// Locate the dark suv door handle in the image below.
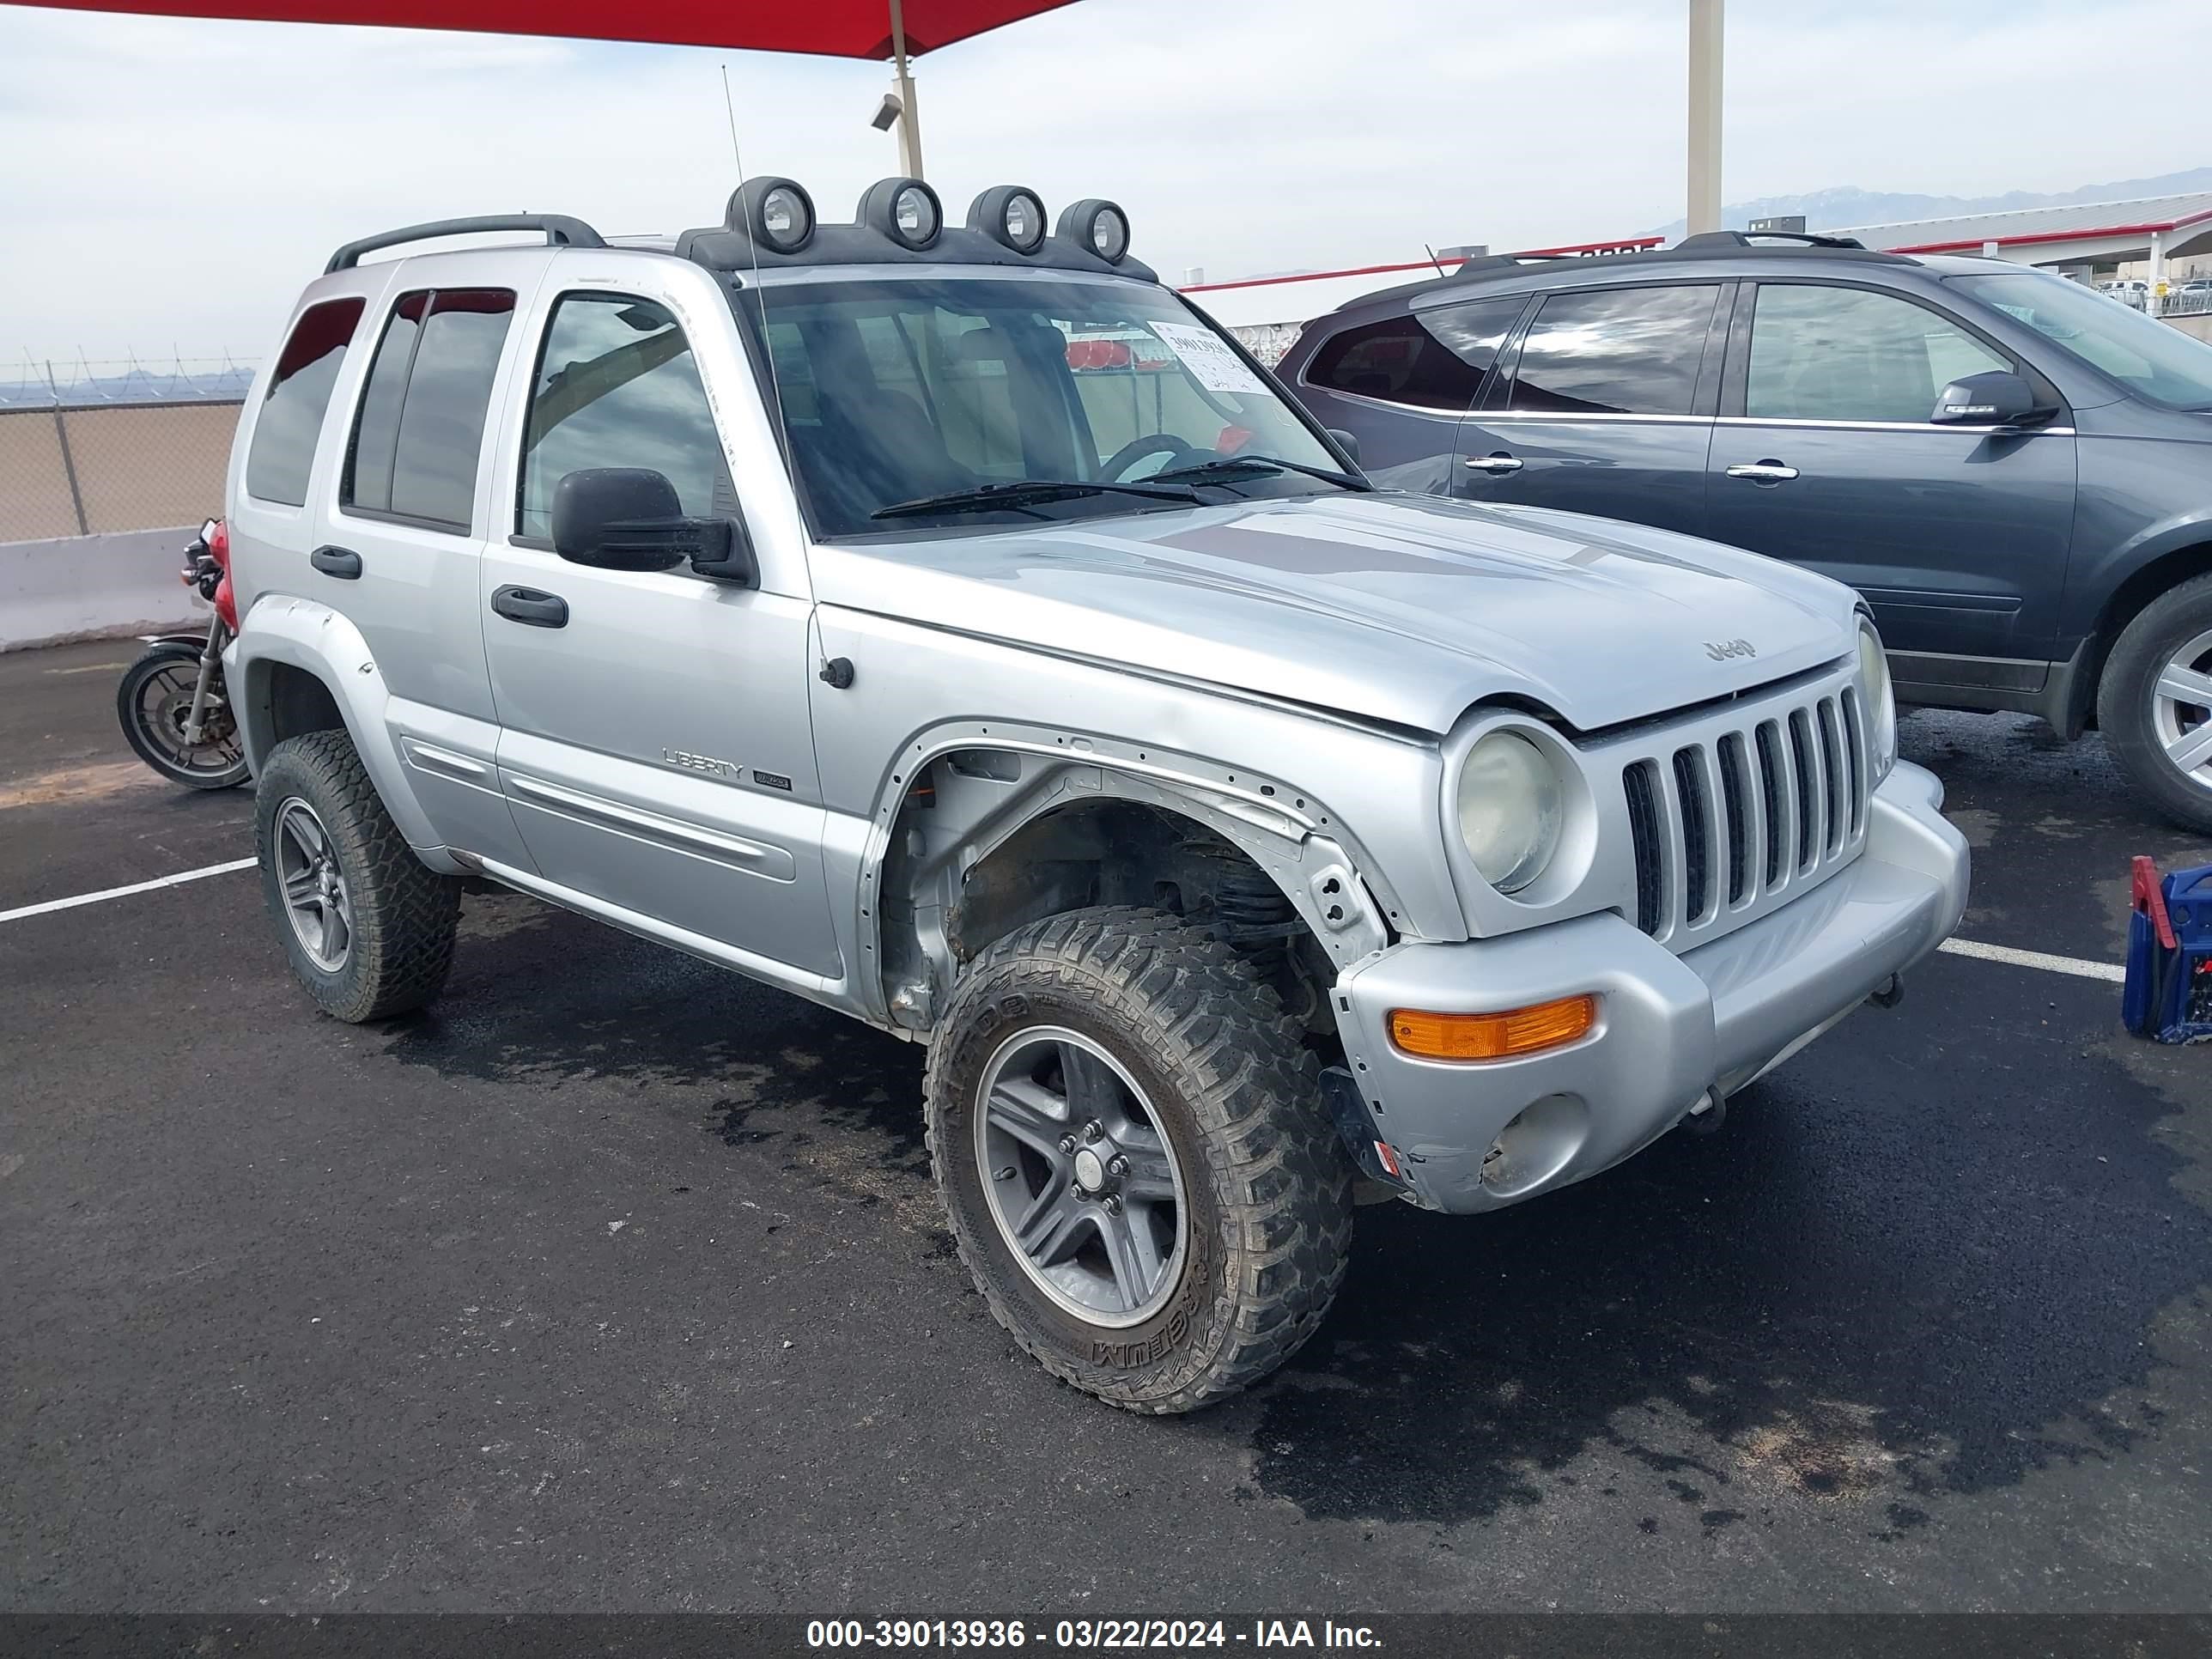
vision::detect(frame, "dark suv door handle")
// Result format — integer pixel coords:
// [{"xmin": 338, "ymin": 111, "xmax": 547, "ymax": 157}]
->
[
  {"xmin": 490, "ymin": 585, "xmax": 568, "ymax": 629},
  {"xmin": 310, "ymin": 544, "xmax": 362, "ymax": 580},
  {"xmin": 1724, "ymin": 460, "xmax": 1800, "ymax": 483},
  {"xmin": 1463, "ymin": 453, "xmax": 1523, "ymax": 473}
]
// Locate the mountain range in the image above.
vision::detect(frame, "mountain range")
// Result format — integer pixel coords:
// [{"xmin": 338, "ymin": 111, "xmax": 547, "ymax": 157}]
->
[{"xmin": 1649, "ymin": 166, "xmax": 2212, "ymax": 239}]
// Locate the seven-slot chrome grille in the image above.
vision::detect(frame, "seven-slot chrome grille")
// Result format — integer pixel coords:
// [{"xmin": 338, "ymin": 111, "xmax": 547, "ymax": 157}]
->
[{"xmin": 1617, "ymin": 676, "xmax": 1871, "ymax": 946}]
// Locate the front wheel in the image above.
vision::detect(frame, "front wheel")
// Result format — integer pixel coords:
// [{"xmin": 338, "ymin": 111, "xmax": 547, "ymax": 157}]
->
[
  {"xmin": 924, "ymin": 908, "xmax": 1353, "ymax": 1413},
  {"xmin": 116, "ymin": 641, "xmax": 248, "ymax": 789},
  {"xmin": 2099, "ymin": 573, "xmax": 2212, "ymax": 833}
]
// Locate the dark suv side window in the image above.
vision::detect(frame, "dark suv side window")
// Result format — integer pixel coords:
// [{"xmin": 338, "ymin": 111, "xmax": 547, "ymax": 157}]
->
[
  {"xmin": 244, "ymin": 298, "xmax": 366, "ymax": 507},
  {"xmin": 1507, "ymin": 285, "xmax": 1720, "ymax": 416},
  {"xmin": 1745, "ymin": 284, "xmax": 2009, "ymax": 424},
  {"xmin": 344, "ymin": 288, "xmax": 516, "ymax": 531},
  {"xmin": 1304, "ymin": 296, "xmax": 1526, "ymax": 410},
  {"xmin": 517, "ymin": 295, "xmax": 733, "ymax": 541}
]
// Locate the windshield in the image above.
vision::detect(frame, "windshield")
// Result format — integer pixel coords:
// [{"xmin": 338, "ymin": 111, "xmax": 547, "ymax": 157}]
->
[
  {"xmin": 744, "ymin": 276, "xmax": 1352, "ymax": 536},
  {"xmin": 1950, "ymin": 270, "xmax": 2212, "ymax": 410}
]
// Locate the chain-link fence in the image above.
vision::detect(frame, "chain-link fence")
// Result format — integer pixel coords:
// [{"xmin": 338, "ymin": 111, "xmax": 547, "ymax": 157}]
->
[{"xmin": 0, "ymin": 400, "xmax": 242, "ymax": 543}]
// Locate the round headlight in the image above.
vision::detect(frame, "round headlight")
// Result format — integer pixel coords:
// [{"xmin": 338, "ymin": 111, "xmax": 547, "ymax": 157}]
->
[
  {"xmin": 1456, "ymin": 731, "xmax": 1565, "ymax": 895},
  {"xmin": 1056, "ymin": 198, "xmax": 1130, "ymax": 264},
  {"xmin": 969, "ymin": 185, "xmax": 1048, "ymax": 255},
  {"xmin": 1857, "ymin": 618, "xmax": 1898, "ymax": 778}
]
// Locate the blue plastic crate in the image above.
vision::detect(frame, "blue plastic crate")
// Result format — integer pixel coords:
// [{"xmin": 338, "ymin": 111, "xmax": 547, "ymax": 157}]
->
[{"xmin": 2124, "ymin": 856, "xmax": 2212, "ymax": 1043}]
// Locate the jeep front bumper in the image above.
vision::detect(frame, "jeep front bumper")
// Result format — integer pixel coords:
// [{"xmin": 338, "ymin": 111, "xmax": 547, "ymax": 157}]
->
[{"xmin": 1334, "ymin": 759, "xmax": 1968, "ymax": 1214}]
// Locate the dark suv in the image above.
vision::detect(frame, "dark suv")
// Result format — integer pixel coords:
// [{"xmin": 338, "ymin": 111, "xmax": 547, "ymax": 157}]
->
[{"xmin": 1276, "ymin": 231, "xmax": 2212, "ymax": 830}]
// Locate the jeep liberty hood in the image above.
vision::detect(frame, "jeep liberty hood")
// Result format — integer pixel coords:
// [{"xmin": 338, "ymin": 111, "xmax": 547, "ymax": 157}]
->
[{"xmin": 811, "ymin": 493, "xmax": 1861, "ymax": 736}]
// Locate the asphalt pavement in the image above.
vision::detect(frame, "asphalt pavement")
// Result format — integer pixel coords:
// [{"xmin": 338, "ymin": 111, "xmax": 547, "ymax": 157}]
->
[{"xmin": 3, "ymin": 637, "xmax": 2209, "ymax": 1615}]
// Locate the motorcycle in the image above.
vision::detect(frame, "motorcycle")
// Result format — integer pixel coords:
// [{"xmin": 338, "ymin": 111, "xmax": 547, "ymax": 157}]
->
[{"xmin": 115, "ymin": 517, "xmax": 250, "ymax": 790}]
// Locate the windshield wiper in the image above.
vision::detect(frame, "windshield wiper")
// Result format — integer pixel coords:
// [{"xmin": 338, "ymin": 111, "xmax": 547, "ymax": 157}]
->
[
  {"xmin": 872, "ymin": 478, "xmax": 1201, "ymax": 520},
  {"xmin": 1149, "ymin": 453, "xmax": 1372, "ymax": 491}
]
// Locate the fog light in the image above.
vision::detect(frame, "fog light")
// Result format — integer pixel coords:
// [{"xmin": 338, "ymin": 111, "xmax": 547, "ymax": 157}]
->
[{"xmin": 1388, "ymin": 994, "xmax": 1596, "ymax": 1061}]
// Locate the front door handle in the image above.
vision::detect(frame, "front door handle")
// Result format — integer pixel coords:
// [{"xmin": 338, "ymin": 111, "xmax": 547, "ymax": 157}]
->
[
  {"xmin": 310, "ymin": 544, "xmax": 362, "ymax": 580},
  {"xmin": 490, "ymin": 585, "xmax": 568, "ymax": 629},
  {"xmin": 1463, "ymin": 453, "xmax": 1523, "ymax": 473},
  {"xmin": 1724, "ymin": 460, "xmax": 1800, "ymax": 483}
]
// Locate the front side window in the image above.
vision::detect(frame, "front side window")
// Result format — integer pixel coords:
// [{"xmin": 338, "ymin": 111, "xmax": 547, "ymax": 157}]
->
[
  {"xmin": 1952, "ymin": 270, "xmax": 2212, "ymax": 410},
  {"xmin": 747, "ymin": 276, "xmax": 1351, "ymax": 538},
  {"xmin": 344, "ymin": 288, "xmax": 515, "ymax": 530},
  {"xmin": 1746, "ymin": 285, "xmax": 2008, "ymax": 424},
  {"xmin": 518, "ymin": 295, "xmax": 732, "ymax": 541},
  {"xmin": 1304, "ymin": 295, "xmax": 1526, "ymax": 410},
  {"xmin": 1508, "ymin": 285, "xmax": 1720, "ymax": 416},
  {"xmin": 245, "ymin": 297, "xmax": 365, "ymax": 506}
]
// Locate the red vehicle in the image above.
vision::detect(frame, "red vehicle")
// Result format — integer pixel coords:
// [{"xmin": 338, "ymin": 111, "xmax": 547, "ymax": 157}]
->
[{"xmin": 115, "ymin": 517, "xmax": 249, "ymax": 789}]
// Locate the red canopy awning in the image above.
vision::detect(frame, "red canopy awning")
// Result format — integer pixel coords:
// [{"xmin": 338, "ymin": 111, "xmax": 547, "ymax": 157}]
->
[{"xmin": 20, "ymin": 0, "xmax": 1074, "ymax": 56}]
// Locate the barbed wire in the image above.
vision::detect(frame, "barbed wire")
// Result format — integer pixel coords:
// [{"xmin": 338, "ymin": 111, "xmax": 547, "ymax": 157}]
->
[{"xmin": 3, "ymin": 348, "xmax": 259, "ymax": 408}]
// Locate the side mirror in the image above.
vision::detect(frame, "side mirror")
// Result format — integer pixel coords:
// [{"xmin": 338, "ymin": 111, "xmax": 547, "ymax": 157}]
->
[
  {"xmin": 550, "ymin": 467, "xmax": 757, "ymax": 586},
  {"xmin": 1326, "ymin": 427, "xmax": 1361, "ymax": 465},
  {"xmin": 1930, "ymin": 369, "xmax": 2038, "ymax": 427}
]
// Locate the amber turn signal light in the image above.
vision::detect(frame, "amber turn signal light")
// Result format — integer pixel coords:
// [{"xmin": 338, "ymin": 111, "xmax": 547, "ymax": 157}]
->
[{"xmin": 1388, "ymin": 994, "xmax": 1597, "ymax": 1061}]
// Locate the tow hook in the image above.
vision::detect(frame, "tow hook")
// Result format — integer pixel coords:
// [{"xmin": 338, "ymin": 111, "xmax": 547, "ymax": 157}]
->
[
  {"xmin": 1684, "ymin": 1087, "xmax": 1728, "ymax": 1137},
  {"xmin": 1869, "ymin": 972, "xmax": 1905, "ymax": 1010}
]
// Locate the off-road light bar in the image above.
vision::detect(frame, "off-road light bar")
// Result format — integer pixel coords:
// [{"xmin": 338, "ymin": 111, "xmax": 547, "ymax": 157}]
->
[
  {"xmin": 969, "ymin": 185, "xmax": 1048, "ymax": 255},
  {"xmin": 858, "ymin": 176, "xmax": 944, "ymax": 251},
  {"xmin": 1057, "ymin": 198, "xmax": 1130, "ymax": 264}
]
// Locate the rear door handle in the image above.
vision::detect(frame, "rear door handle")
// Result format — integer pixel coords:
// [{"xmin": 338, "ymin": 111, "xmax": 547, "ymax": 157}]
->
[
  {"xmin": 1463, "ymin": 453, "xmax": 1523, "ymax": 473},
  {"xmin": 490, "ymin": 585, "xmax": 568, "ymax": 629},
  {"xmin": 1724, "ymin": 461, "xmax": 1800, "ymax": 483},
  {"xmin": 310, "ymin": 544, "xmax": 362, "ymax": 580}
]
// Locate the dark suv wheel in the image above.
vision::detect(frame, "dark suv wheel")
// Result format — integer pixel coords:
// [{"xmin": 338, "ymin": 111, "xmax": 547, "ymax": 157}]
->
[
  {"xmin": 254, "ymin": 728, "xmax": 461, "ymax": 1022},
  {"xmin": 924, "ymin": 907, "xmax": 1352, "ymax": 1413},
  {"xmin": 2099, "ymin": 573, "xmax": 2212, "ymax": 833}
]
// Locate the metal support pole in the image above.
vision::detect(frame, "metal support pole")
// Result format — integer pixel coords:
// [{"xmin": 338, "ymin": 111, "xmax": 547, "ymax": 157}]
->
[
  {"xmin": 46, "ymin": 360, "xmax": 89, "ymax": 536},
  {"xmin": 889, "ymin": 0, "xmax": 924, "ymax": 179},
  {"xmin": 1687, "ymin": 0, "xmax": 1723, "ymax": 235},
  {"xmin": 2148, "ymin": 229, "xmax": 2166, "ymax": 314}
]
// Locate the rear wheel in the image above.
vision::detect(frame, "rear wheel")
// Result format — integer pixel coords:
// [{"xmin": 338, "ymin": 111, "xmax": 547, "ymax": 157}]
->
[
  {"xmin": 2099, "ymin": 574, "xmax": 2212, "ymax": 832},
  {"xmin": 924, "ymin": 907, "xmax": 1352, "ymax": 1413},
  {"xmin": 254, "ymin": 729, "xmax": 459, "ymax": 1022},
  {"xmin": 115, "ymin": 641, "xmax": 248, "ymax": 789}
]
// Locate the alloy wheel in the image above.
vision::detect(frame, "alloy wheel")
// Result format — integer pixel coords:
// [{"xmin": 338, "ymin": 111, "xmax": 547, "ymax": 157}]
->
[
  {"xmin": 974, "ymin": 1025, "xmax": 1188, "ymax": 1328},
  {"xmin": 274, "ymin": 797, "xmax": 354, "ymax": 972},
  {"xmin": 2151, "ymin": 627, "xmax": 2212, "ymax": 792}
]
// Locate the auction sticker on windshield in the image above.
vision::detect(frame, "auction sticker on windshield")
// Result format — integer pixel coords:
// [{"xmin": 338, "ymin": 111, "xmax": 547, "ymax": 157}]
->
[{"xmin": 1148, "ymin": 320, "xmax": 1268, "ymax": 395}]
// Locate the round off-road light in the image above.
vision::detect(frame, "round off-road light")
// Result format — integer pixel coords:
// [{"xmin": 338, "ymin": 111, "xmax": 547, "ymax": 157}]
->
[
  {"xmin": 1057, "ymin": 198, "xmax": 1130, "ymax": 264},
  {"xmin": 728, "ymin": 177, "xmax": 816, "ymax": 253},
  {"xmin": 857, "ymin": 176, "xmax": 942, "ymax": 250},
  {"xmin": 1456, "ymin": 730, "xmax": 1565, "ymax": 895},
  {"xmin": 969, "ymin": 185, "xmax": 1048, "ymax": 255}
]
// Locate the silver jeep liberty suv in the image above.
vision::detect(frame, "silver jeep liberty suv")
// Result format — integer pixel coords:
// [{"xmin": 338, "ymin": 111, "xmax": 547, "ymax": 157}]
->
[{"xmin": 223, "ymin": 177, "xmax": 1970, "ymax": 1412}]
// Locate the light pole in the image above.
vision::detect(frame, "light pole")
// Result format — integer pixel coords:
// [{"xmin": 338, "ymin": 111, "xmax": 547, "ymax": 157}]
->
[
  {"xmin": 1687, "ymin": 0, "xmax": 1723, "ymax": 234},
  {"xmin": 888, "ymin": 0, "xmax": 925, "ymax": 179}
]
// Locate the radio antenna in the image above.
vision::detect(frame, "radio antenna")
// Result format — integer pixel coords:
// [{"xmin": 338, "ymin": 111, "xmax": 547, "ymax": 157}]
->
[
  {"xmin": 719, "ymin": 65, "xmax": 794, "ymax": 477},
  {"xmin": 1424, "ymin": 242, "xmax": 1448, "ymax": 278}
]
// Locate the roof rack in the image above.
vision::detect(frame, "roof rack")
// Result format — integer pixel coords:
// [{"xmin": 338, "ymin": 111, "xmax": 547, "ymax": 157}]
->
[
  {"xmin": 1674, "ymin": 229, "xmax": 1869, "ymax": 251},
  {"xmin": 325, "ymin": 214, "xmax": 605, "ymax": 274}
]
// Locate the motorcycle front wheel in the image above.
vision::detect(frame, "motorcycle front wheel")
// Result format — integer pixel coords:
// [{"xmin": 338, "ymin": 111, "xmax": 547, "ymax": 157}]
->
[{"xmin": 117, "ymin": 641, "xmax": 250, "ymax": 790}]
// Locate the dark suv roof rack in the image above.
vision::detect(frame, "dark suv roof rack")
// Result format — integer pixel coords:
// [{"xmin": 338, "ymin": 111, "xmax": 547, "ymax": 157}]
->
[
  {"xmin": 325, "ymin": 215, "xmax": 605, "ymax": 274},
  {"xmin": 1674, "ymin": 228, "xmax": 1869, "ymax": 251}
]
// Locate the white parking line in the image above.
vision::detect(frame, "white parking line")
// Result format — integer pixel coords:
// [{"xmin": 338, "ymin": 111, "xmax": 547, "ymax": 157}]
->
[
  {"xmin": 0, "ymin": 857, "xmax": 258, "ymax": 925},
  {"xmin": 0, "ymin": 858, "xmax": 2142, "ymax": 991},
  {"xmin": 1937, "ymin": 936, "xmax": 2127, "ymax": 984}
]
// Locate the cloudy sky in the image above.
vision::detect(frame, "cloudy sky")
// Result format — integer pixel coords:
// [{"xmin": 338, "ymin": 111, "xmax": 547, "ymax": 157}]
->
[{"xmin": 3, "ymin": 0, "xmax": 2209, "ymax": 364}]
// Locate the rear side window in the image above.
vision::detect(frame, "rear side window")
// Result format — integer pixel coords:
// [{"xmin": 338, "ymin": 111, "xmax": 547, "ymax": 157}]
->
[
  {"xmin": 245, "ymin": 298, "xmax": 366, "ymax": 506},
  {"xmin": 344, "ymin": 288, "xmax": 516, "ymax": 531},
  {"xmin": 1507, "ymin": 285, "xmax": 1720, "ymax": 416},
  {"xmin": 1304, "ymin": 296, "xmax": 1526, "ymax": 411}
]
